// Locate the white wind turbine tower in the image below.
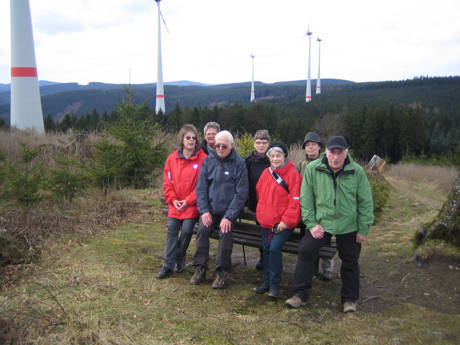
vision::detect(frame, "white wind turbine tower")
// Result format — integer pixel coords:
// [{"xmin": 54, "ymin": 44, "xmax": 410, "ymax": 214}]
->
[
  {"xmin": 10, "ymin": 0, "xmax": 44, "ymax": 133},
  {"xmin": 305, "ymin": 27, "xmax": 312, "ymax": 103},
  {"xmin": 154, "ymin": 0, "xmax": 167, "ymax": 114},
  {"xmin": 316, "ymin": 37, "xmax": 322, "ymax": 95},
  {"xmin": 250, "ymin": 54, "xmax": 255, "ymax": 103}
]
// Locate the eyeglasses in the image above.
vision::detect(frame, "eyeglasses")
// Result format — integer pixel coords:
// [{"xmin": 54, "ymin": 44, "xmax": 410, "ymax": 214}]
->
[
  {"xmin": 215, "ymin": 144, "xmax": 229, "ymax": 149},
  {"xmin": 254, "ymin": 140, "xmax": 269, "ymax": 145},
  {"xmin": 185, "ymin": 136, "xmax": 197, "ymax": 141}
]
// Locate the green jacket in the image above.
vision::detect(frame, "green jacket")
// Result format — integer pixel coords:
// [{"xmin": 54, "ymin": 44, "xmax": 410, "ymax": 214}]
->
[{"xmin": 300, "ymin": 153, "xmax": 374, "ymax": 236}]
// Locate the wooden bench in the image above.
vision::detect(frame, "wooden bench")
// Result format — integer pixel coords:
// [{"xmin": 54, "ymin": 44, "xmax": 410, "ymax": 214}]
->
[{"xmin": 161, "ymin": 198, "xmax": 337, "ymax": 266}]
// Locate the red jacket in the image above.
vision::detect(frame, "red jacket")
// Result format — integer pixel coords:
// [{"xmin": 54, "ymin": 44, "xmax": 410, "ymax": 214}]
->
[
  {"xmin": 163, "ymin": 148, "xmax": 207, "ymax": 219},
  {"xmin": 255, "ymin": 161, "xmax": 301, "ymax": 229}
]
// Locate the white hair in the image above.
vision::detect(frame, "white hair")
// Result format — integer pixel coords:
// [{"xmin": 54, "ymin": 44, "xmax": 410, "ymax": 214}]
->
[{"xmin": 215, "ymin": 130, "xmax": 234, "ymax": 144}]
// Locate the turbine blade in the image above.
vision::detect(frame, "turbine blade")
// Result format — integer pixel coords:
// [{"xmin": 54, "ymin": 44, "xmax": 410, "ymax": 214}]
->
[{"xmin": 159, "ymin": 9, "xmax": 169, "ymax": 33}]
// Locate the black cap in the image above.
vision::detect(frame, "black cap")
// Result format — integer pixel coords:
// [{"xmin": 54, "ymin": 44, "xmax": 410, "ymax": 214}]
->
[
  {"xmin": 326, "ymin": 136, "xmax": 348, "ymax": 150},
  {"xmin": 266, "ymin": 141, "xmax": 288, "ymax": 158}
]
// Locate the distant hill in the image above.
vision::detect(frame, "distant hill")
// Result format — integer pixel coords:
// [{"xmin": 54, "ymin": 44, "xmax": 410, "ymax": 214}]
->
[
  {"xmin": 1, "ymin": 77, "xmax": 459, "ymax": 123},
  {"xmin": 0, "ymin": 78, "xmax": 352, "ymax": 121}
]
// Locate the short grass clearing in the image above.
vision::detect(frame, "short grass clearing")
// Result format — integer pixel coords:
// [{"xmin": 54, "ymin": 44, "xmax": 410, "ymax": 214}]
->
[{"xmin": 1, "ymin": 169, "xmax": 460, "ymax": 344}]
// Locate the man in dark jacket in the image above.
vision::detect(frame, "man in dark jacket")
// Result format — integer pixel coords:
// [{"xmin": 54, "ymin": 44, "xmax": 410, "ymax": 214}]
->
[{"xmin": 190, "ymin": 130, "xmax": 249, "ymax": 289}]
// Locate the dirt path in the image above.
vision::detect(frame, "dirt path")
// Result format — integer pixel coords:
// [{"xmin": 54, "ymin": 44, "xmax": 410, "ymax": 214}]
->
[{"xmin": 359, "ymin": 178, "xmax": 460, "ymax": 314}]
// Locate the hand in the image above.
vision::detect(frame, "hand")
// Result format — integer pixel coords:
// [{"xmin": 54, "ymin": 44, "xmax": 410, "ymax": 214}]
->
[
  {"xmin": 356, "ymin": 234, "xmax": 367, "ymax": 243},
  {"xmin": 173, "ymin": 200, "xmax": 186, "ymax": 211},
  {"xmin": 201, "ymin": 212, "xmax": 213, "ymax": 227},
  {"xmin": 310, "ymin": 224, "xmax": 324, "ymax": 239},
  {"xmin": 220, "ymin": 218, "xmax": 232, "ymax": 233},
  {"xmin": 277, "ymin": 222, "xmax": 288, "ymax": 231}
]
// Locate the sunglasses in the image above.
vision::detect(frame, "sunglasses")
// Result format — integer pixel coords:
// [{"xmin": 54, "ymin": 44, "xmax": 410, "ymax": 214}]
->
[
  {"xmin": 215, "ymin": 144, "xmax": 229, "ymax": 149},
  {"xmin": 185, "ymin": 136, "xmax": 197, "ymax": 141}
]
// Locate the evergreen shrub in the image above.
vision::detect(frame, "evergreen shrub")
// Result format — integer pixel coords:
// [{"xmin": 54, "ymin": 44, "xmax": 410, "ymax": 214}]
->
[{"xmin": 367, "ymin": 171, "xmax": 390, "ymax": 222}]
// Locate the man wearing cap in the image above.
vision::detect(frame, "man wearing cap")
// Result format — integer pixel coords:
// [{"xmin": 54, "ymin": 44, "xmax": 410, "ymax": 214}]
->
[
  {"xmin": 286, "ymin": 136, "xmax": 374, "ymax": 313},
  {"xmin": 297, "ymin": 131, "xmax": 336, "ymax": 281}
]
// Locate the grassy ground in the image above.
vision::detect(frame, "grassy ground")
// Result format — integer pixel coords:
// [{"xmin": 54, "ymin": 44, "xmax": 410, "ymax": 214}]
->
[{"xmin": 1, "ymin": 170, "xmax": 460, "ymax": 344}]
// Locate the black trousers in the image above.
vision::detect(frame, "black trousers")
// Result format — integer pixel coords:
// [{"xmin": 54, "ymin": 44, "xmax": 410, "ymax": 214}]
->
[
  {"xmin": 193, "ymin": 214, "xmax": 233, "ymax": 272},
  {"xmin": 293, "ymin": 230, "xmax": 361, "ymax": 303}
]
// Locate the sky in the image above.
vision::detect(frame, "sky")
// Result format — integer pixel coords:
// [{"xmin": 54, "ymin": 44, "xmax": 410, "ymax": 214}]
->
[{"xmin": 1, "ymin": 0, "xmax": 460, "ymax": 85}]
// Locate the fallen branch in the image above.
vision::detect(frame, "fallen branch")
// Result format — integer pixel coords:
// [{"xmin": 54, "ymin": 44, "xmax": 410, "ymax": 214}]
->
[{"xmin": 34, "ymin": 282, "xmax": 70, "ymax": 324}]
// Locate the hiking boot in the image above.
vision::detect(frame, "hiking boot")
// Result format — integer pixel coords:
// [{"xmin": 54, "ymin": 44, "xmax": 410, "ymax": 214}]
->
[
  {"xmin": 174, "ymin": 261, "xmax": 184, "ymax": 273},
  {"xmin": 318, "ymin": 270, "xmax": 333, "ymax": 281},
  {"xmin": 253, "ymin": 285, "xmax": 270, "ymax": 294},
  {"xmin": 190, "ymin": 266, "xmax": 206, "ymax": 285},
  {"xmin": 285, "ymin": 295, "xmax": 307, "ymax": 309},
  {"xmin": 211, "ymin": 270, "xmax": 228, "ymax": 289},
  {"xmin": 255, "ymin": 257, "xmax": 264, "ymax": 270},
  {"xmin": 156, "ymin": 267, "xmax": 172, "ymax": 279},
  {"xmin": 268, "ymin": 289, "xmax": 279, "ymax": 300},
  {"xmin": 343, "ymin": 301, "xmax": 357, "ymax": 313},
  {"xmin": 319, "ymin": 257, "xmax": 335, "ymax": 281}
]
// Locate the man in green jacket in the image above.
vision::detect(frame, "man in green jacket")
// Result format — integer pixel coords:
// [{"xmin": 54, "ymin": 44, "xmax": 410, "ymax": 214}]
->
[{"xmin": 285, "ymin": 136, "xmax": 374, "ymax": 313}]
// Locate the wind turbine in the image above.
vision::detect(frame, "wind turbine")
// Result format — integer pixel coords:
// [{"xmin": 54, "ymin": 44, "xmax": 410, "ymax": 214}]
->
[
  {"xmin": 250, "ymin": 54, "xmax": 255, "ymax": 103},
  {"xmin": 316, "ymin": 37, "xmax": 322, "ymax": 95},
  {"xmin": 154, "ymin": 0, "xmax": 167, "ymax": 114},
  {"xmin": 305, "ymin": 27, "xmax": 312, "ymax": 103},
  {"xmin": 10, "ymin": 0, "xmax": 44, "ymax": 133}
]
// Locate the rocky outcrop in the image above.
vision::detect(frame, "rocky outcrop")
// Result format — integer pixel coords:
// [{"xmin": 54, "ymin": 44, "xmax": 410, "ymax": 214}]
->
[{"xmin": 415, "ymin": 174, "xmax": 460, "ymax": 247}]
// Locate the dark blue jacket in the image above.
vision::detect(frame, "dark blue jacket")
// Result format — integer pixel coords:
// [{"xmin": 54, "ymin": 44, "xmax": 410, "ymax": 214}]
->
[
  {"xmin": 245, "ymin": 151, "xmax": 270, "ymax": 212},
  {"xmin": 196, "ymin": 148, "xmax": 249, "ymax": 221}
]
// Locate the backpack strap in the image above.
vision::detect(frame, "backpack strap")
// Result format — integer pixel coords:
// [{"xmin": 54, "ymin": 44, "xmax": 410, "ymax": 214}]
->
[{"xmin": 268, "ymin": 167, "xmax": 289, "ymax": 194}]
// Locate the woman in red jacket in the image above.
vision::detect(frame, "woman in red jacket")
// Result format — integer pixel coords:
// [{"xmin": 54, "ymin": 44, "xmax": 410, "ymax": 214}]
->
[
  {"xmin": 157, "ymin": 124, "xmax": 207, "ymax": 279},
  {"xmin": 254, "ymin": 142, "xmax": 301, "ymax": 299}
]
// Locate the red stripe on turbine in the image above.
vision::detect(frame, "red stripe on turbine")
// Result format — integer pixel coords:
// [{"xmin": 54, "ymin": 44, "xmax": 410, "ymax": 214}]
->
[
  {"xmin": 306, "ymin": 96, "xmax": 312, "ymax": 99},
  {"xmin": 156, "ymin": 94, "xmax": 164, "ymax": 98},
  {"xmin": 11, "ymin": 67, "xmax": 37, "ymax": 77}
]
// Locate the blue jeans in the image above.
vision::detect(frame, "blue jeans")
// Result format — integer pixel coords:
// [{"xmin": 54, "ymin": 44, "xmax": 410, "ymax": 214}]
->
[
  {"xmin": 163, "ymin": 217, "xmax": 196, "ymax": 270},
  {"xmin": 261, "ymin": 227, "xmax": 293, "ymax": 293}
]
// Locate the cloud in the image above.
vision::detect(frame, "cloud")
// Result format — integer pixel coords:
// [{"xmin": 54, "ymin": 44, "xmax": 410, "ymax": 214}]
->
[{"xmin": 35, "ymin": 12, "xmax": 84, "ymax": 35}]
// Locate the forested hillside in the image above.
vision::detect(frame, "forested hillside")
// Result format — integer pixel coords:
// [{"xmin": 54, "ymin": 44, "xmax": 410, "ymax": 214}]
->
[{"xmin": 0, "ymin": 76, "xmax": 459, "ymax": 164}]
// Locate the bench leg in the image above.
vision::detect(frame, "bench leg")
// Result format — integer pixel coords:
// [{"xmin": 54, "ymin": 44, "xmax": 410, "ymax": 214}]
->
[{"xmin": 242, "ymin": 244, "xmax": 247, "ymax": 266}]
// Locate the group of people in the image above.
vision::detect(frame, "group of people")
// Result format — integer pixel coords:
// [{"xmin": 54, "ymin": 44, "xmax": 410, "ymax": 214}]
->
[{"xmin": 158, "ymin": 121, "xmax": 374, "ymax": 313}]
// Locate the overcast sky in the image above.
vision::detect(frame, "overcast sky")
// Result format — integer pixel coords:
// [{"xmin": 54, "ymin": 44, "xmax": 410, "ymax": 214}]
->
[{"xmin": 1, "ymin": 0, "xmax": 459, "ymax": 85}]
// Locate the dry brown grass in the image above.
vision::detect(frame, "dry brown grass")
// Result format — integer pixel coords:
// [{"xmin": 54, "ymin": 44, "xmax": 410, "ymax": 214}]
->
[
  {"xmin": 288, "ymin": 143, "xmax": 305, "ymax": 168},
  {"xmin": 384, "ymin": 163, "xmax": 458, "ymax": 194},
  {"xmin": 0, "ymin": 129, "xmax": 99, "ymax": 166}
]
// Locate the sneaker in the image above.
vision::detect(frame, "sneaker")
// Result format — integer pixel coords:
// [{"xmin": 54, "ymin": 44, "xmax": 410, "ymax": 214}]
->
[
  {"xmin": 252, "ymin": 285, "xmax": 269, "ymax": 294},
  {"xmin": 343, "ymin": 301, "xmax": 357, "ymax": 313},
  {"xmin": 190, "ymin": 266, "xmax": 206, "ymax": 285},
  {"xmin": 268, "ymin": 289, "xmax": 279, "ymax": 300},
  {"xmin": 211, "ymin": 270, "xmax": 228, "ymax": 289},
  {"xmin": 156, "ymin": 267, "xmax": 172, "ymax": 279},
  {"xmin": 174, "ymin": 261, "xmax": 184, "ymax": 273},
  {"xmin": 285, "ymin": 295, "xmax": 307, "ymax": 309}
]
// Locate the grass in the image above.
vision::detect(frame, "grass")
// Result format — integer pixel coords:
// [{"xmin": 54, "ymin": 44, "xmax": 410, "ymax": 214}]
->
[{"xmin": 1, "ymin": 166, "xmax": 460, "ymax": 344}]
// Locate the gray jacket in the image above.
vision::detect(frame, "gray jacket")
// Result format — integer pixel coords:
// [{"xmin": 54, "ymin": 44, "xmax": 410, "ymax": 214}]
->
[{"xmin": 196, "ymin": 148, "xmax": 249, "ymax": 221}]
